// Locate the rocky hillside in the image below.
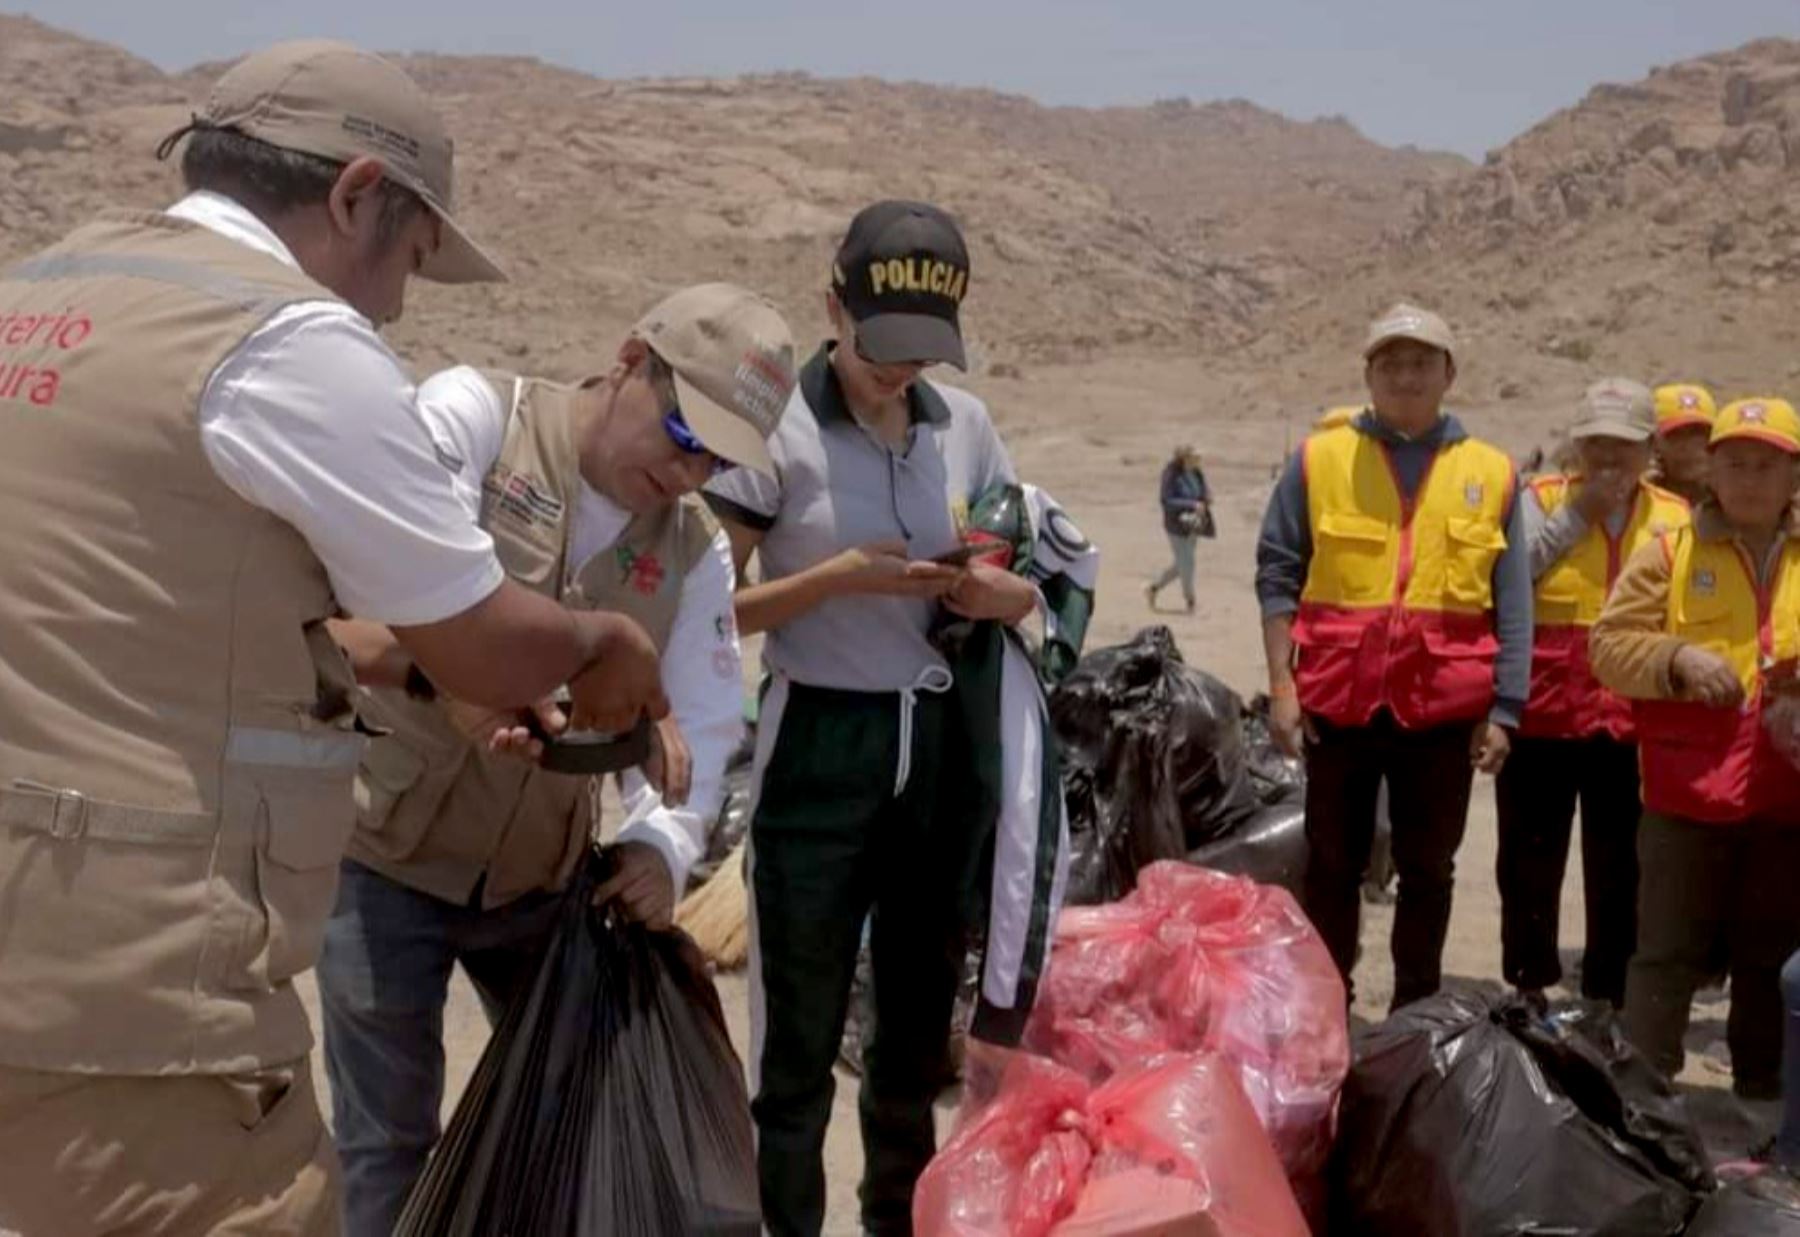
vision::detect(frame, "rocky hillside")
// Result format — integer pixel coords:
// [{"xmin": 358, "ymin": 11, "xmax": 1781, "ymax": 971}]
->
[{"xmin": 2, "ymin": 13, "xmax": 1461, "ymax": 378}]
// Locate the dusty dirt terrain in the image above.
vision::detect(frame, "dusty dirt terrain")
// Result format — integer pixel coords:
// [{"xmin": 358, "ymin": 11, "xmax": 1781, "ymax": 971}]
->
[{"xmin": 7, "ymin": 12, "xmax": 1798, "ymax": 1229}]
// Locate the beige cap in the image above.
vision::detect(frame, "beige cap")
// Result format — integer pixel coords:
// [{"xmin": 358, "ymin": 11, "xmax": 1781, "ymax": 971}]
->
[
  {"xmin": 182, "ymin": 40, "xmax": 503, "ymax": 284},
  {"xmin": 1363, "ymin": 302, "xmax": 1455, "ymax": 360},
  {"xmin": 1570, "ymin": 377, "xmax": 1656, "ymax": 442},
  {"xmin": 633, "ymin": 283, "xmax": 797, "ymax": 478}
]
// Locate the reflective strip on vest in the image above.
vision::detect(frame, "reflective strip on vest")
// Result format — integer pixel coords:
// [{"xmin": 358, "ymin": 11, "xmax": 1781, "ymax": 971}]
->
[
  {"xmin": 1634, "ymin": 528, "xmax": 1800, "ymax": 822},
  {"xmin": 225, "ymin": 725, "xmax": 365, "ymax": 770},
  {"xmin": 1291, "ymin": 424, "xmax": 1514, "ymax": 729},
  {"xmin": 1523, "ymin": 478, "xmax": 1690, "ymax": 741},
  {"xmin": 4, "ymin": 252, "xmax": 298, "ymax": 314}
]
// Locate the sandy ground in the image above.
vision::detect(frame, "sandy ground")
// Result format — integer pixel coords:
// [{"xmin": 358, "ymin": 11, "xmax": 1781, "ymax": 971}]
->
[{"xmin": 298, "ymin": 357, "xmax": 1767, "ymax": 1232}]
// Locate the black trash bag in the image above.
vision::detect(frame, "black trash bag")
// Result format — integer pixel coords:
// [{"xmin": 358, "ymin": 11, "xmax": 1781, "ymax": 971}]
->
[
  {"xmin": 396, "ymin": 850, "xmax": 759, "ymax": 1236},
  {"xmin": 685, "ymin": 724, "xmax": 756, "ymax": 894},
  {"xmin": 1051, "ymin": 627, "xmax": 1259, "ymax": 904},
  {"xmin": 1687, "ymin": 1173, "xmax": 1800, "ymax": 1235},
  {"xmin": 1243, "ymin": 693, "xmax": 1305, "ymax": 808},
  {"xmin": 1187, "ymin": 800, "xmax": 1307, "ymax": 896},
  {"xmin": 1332, "ymin": 990, "xmax": 1701, "ymax": 1236},
  {"xmin": 1508, "ymin": 1000, "xmax": 1713, "ymax": 1195}
]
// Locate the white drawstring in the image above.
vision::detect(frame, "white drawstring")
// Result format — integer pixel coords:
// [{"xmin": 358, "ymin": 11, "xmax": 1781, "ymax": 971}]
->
[{"xmin": 895, "ymin": 666, "xmax": 955, "ymax": 796}]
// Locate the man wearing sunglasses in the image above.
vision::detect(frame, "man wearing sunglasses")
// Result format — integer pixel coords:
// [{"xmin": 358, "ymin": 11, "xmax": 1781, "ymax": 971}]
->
[{"xmin": 315, "ymin": 282, "xmax": 797, "ymax": 1236}]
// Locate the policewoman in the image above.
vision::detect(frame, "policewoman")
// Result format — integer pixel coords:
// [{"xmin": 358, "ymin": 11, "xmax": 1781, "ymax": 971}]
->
[
  {"xmin": 705, "ymin": 201, "xmax": 1045, "ymax": 1237},
  {"xmin": 1592, "ymin": 397, "xmax": 1800, "ymax": 1099}
]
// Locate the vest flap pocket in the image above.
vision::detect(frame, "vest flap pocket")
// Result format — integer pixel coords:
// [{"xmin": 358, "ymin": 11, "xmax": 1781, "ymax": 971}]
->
[
  {"xmin": 1534, "ymin": 589, "xmax": 1583, "ymax": 625},
  {"xmin": 1443, "ymin": 516, "xmax": 1507, "ymax": 604},
  {"xmin": 252, "ymin": 766, "xmax": 356, "ymax": 987},
  {"xmin": 1313, "ymin": 513, "xmax": 1393, "ymax": 605},
  {"xmin": 1422, "ymin": 626, "xmax": 1500, "ymax": 658},
  {"xmin": 1676, "ymin": 590, "xmax": 1733, "ymax": 630},
  {"xmin": 1293, "ymin": 612, "xmax": 1372, "ymax": 649},
  {"xmin": 1445, "ymin": 516, "xmax": 1507, "ymax": 551},
  {"xmin": 259, "ymin": 765, "xmax": 356, "ymax": 873},
  {"xmin": 1317, "ymin": 511, "xmax": 1390, "ymax": 545}
]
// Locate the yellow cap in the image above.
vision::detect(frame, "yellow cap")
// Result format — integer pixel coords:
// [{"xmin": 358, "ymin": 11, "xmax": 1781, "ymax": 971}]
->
[
  {"xmin": 1315, "ymin": 405, "xmax": 1361, "ymax": 431},
  {"xmin": 1711, "ymin": 398, "xmax": 1800, "ymax": 455},
  {"xmin": 1653, "ymin": 383, "xmax": 1717, "ymax": 435}
]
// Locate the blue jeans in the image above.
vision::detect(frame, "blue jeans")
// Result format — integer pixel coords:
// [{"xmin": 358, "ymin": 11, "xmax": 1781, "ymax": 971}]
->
[
  {"xmin": 317, "ymin": 859, "xmax": 563, "ymax": 1237},
  {"xmin": 1151, "ymin": 532, "xmax": 1197, "ymax": 605},
  {"xmin": 1780, "ymin": 949, "xmax": 1800, "ymax": 1166}
]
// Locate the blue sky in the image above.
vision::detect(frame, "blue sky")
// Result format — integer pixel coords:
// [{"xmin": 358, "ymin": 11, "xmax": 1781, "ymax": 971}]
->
[{"xmin": 14, "ymin": 0, "xmax": 1800, "ymax": 156}]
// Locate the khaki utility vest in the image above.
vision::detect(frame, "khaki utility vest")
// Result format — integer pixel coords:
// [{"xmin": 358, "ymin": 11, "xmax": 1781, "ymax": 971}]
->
[
  {"xmin": 0, "ymin": 212, "xmax": 364, "ymax": 1074},
  {"xmin": 349, "ymin": 370, "xmax": 716, "ymax": 909}
]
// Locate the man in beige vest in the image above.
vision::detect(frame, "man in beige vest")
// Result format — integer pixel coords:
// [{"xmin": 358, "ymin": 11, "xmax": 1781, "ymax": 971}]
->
[
  {"xmin": 0, "ymin": 42, "xmax": 667, "ymax": 1237},
  {"xmin": 317, "ymin": 282, "xmax": 796, "ymax": 1235}
]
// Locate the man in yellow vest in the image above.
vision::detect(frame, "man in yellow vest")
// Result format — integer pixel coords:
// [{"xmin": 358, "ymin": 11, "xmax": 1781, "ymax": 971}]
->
[
  {"xmin": 1651, "ymin": 382, "xmax": 1718, "ymax": 507},
  {"xmin": 0, "ymin": 42, "xmax": 666, "ymax": 1235},
  {"xmin": 317, "ymin": 283, "xmax": 796, "ymax": 1235},
  {"xmin": 1256, "ymin": 302, "xmax": 1530, "ymax": 1010},
  {"xmin": 1497, "ymin": 379, "xmax": 1690, "ymax": 1010},
  {"xmin": 1591, "ymin": 397, "xmax": 1800, "ymax": 1100}
]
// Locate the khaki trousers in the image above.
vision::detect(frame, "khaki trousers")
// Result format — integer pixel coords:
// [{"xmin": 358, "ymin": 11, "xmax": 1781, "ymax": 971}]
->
[{"xmin": 0, "ymin": 1060, "xmax": 338, "ymax": 1236}]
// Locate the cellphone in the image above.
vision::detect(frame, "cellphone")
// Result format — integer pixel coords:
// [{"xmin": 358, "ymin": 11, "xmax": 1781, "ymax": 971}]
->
[{"xmin": 929, "ymin": 543, "xmax": 986, "ymax": 566}]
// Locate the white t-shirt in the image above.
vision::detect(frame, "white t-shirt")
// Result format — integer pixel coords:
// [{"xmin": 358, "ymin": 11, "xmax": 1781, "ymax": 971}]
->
[
  {"xmin": 176, "ymin": 191, "xmax": 505, "ymax": 626},
  {"xmin": 417, "ymin": 365, "xmax": 745, "ymax": 891}
]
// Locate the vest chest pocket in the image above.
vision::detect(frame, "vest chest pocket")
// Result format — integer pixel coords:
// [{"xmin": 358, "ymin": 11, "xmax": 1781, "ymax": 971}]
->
[
  {"xmin": 1443, "ymin": 517, "xmax": 1506, "ymax": 605},
  {"xmin": 1674, "ymin": 588, "xmax": 1741, "ymax": 661},
  {"xmin": 1312, "ymin": 511, "xmax": 1394, "ymax": 605}
]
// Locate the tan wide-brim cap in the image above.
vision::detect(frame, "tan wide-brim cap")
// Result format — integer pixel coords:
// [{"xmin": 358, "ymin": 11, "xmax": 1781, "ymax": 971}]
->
[
  {"xmin": 633, "ymin": 283, "xmax": 798, "ymax": 478},
  {"xmin": 1363, "ymin": 301, "xmax": 1456, "ymax": 360},
  {"xmin": 1570, "ymin": 377, "xmax": 1656, "ymax": 442},
  {"xmin": 194, "ymin": 40, "xmax": 504, "ymax": 284}
]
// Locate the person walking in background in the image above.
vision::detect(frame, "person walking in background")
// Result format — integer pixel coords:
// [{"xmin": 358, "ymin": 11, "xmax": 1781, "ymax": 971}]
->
[
  {"xmin": 1497, "ymin": 378, "xmax": 1690, "ymax": 1010},
  {"xmin": 1146, "ymin": 443, "xmax": 1212, "ymax": 613},
  {"xmin": 1590, "ymin": 396, "xmax": 1800, "ymax": 1101}
]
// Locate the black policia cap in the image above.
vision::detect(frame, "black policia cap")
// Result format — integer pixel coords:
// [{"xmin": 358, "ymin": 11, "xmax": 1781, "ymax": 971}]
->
[{"xmin": 831, "ymin": 200, "xmax": 970, "ymax": 369}]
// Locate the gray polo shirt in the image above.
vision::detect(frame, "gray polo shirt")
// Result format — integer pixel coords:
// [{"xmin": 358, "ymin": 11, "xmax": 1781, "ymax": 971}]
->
[{"xmin": 704, "ymin": 343, "xmax": 1015, "ymax": 692}]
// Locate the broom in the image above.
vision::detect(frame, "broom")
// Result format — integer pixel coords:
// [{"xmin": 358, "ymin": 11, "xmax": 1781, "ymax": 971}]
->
[{"xmin": 676, "ymin": 839, "xmax": 749, "ymax": 970}]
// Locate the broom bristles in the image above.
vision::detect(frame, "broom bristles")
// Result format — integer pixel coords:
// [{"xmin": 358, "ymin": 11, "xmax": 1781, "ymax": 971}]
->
[{"xmin": 677, "ymin": 839, "xmax": 749, "ymax": 970}]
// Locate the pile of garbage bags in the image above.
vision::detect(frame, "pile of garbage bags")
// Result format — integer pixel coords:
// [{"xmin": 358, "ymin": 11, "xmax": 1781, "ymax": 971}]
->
[
  {"xmin": 1023, "ymin": 861, "xmax": 1347, "ymax": 1198},
  {"xmin": 913, "ymin": 1050, "xmax": 1309, "ymax": 1237},
  {"xmin": 1688, "ymin": 1174, "xmax": 1800, "ymax": 1235},
  {"xmin": 396, "ymin": 850, "xmax": 759, "ymax": 1236},
  {"xmin": 1332, "ymin": 990, "xmax": 1714, "ymax": 1236},
  {"xmin": 1050, "ymin": 627, "xmax": 1306, "ymax": 904}
]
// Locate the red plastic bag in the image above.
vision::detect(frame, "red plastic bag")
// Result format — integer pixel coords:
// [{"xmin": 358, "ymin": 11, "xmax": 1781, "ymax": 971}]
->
[
  {"xmin": 913, "ymin": 1051, "xmax": 1307, "ymax": 1237},
  {"xmin": 1022, "ymin": 862, "xmax": 1348, "ymax": 1184}
]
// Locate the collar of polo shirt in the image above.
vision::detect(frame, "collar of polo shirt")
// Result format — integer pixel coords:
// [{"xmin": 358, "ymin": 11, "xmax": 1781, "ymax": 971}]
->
[{"xmin": 804, "ymin": 343, "xmax": 952, "ymax": 429}]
